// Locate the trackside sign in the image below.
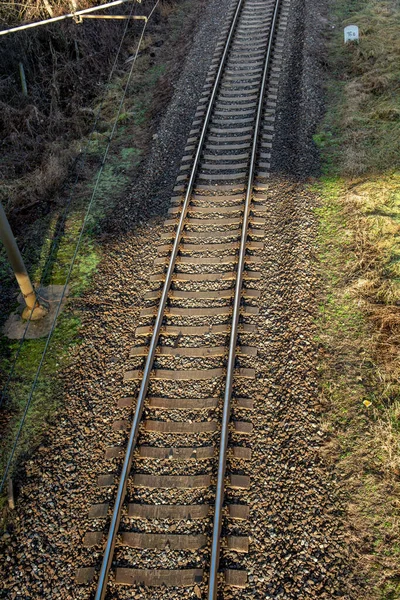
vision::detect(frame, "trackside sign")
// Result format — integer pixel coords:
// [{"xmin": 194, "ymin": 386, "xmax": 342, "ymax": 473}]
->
[{"xmin": 344, "ymin": 25, "xmax": 359, "ymax": 43}]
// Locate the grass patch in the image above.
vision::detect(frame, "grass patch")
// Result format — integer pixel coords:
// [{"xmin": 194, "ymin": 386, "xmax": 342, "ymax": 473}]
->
[
  {"xmin": 315, "ymin": 174, "xmax": 400, "ymax": 598},
  {"xmin": 314, "ymin": 1, "xmax": 400, "ymax": 592},
  {"xmin": 315, "ymin": 0, "xmax": 400, "ymax": 595},
  {"xmin": 314, "ymin": 0, "xmax": 400, "ymax": 176}
]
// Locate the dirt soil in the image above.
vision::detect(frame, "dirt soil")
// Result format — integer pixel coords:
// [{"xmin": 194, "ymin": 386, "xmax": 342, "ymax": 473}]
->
[{"xmin": 0, "ymin": 0, "xmax": 366, "ymax": 598}]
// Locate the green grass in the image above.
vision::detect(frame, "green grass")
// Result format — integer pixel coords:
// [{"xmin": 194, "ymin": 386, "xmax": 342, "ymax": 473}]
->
[
  {"xmin": 315, "ymin": 175, "xmax": 400, "ymax": 598},
  {"xmin": 315, "ymin": 0, "xmax": 400, "ymax": 176},
  {"xmin": 314, "ymin": 1, "xmax": 400, "ymax": 595}
]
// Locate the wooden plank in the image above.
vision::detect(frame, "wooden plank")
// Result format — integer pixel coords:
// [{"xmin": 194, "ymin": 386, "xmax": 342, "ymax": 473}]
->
[
  {"xmin": 254, "ymin": 182, "xmax": 271, "ymax": 191},
  {"xmin": 232, "ymin": 446, "xmax": 252, "ymax": 460},
  {"xmin": 173, "ymin": 288, "xmax": 259, "ymax": 299},
  {"xmin": 83, "ymin": 532, "xmax": 103, "ymax": 548},
  {"xmin": 140, "ymin": 305, "xmax": 233, "ymax": 316},
  {"xmin": 228, "ymin": 474, "xmax": 250, "ymax": 489},
  {"xmin": 203, "ymin": 152, "xmax": 250, "ymax": 160},
  {"xmin": 251, "ymin": 217, "xmax": 266, "ymax": 226},
  {"xmin": 225, "ymin": 67, "xmax": 263, "ymax": 75},
  {"xmin": 76, "ymin": 567, "xmax": 95, "ymax": 584},
  {"xmin": 109, "ymin": 422, "xmax": 218, "ymax": 435},
  {"xmin": 237, "ymin": 398, "xmax": 254, "ymax": 409},
  {"xmin": 145, "ymin": 421, "xmax": 217, "ymax": 433},
  {"xmin": 234, "ymin": 421, "xmax": 254, "ymax": 434},
  {"xmin": 226, "ymin": 536, "xmax": 249, "ymax": 553},
  {"xmin": 97, "ymin": 474, "xmax": 114, "ymax": 487},
  {"xmin": 112, "ymin": 419, "xmax": 129, "ymax": 431},
  {"xmin": 161, "ymin": 228, "xmax": 242, "ymax": 240},
  {"xmin": 244, "ymin": 271, "xmax": 262, "ymax": 280},
  {"xmin": 246, "ymin": 257, "xmax": 262, "ymax": 266},
  {"xmin": 126, "ymin": 368, "xmax": 254, "ymax": 382},
  {"xmin": 128, "ymin": 504, "xmax": 209, "ymax": 520},
  {"xmin": 121, "ymin": 533, "xmax": 207, "ymax": 550},
  {"xmin": 88, "ymin": 503, "xmax": 109, "ymax": 519},
  {"xmin": 150, "ymin": 272, "xmax": 236, "ymax": 283},
  {"xmin": 7, "ymin": 479, "xmax": 14, "ymax": 510},
  {"xmin": 133, "ymin": 474, "xmax": 211, "ymax": 489},
  {"xmin": 218, "ymin": 90, "xmax": 258, "ymax": 98},
  {"xmin": 125, "ymin": 368, "xmax": 224, "ymax": 381},
  {"xmin": 170, "ymin": 272, "xmax": 237, "ymax": 282},
  {"xmin": 158, "ymin": 240, "xmax": 260, "ymax": 253},
  {"xmin": 209, "ymin": 126, "xmax": 253, "ymax": 134},
  {"xmin": 197, "ymin": 162, "xmax": 248, "ymax": 171},
  {"xmin": 139, "ymin": 305, "xmax": 257, "ymax": 317},
  {"xmin": 228, "ymin": 504, "xmax": 250, "ymax": 520},
  {"xmin": 145, "ymin": 288, "xmax": 232, "ymax": 300},
  {"xmin": 238, "ymin": 346, "xmax": 257, "ymax": 356},
  {"xmin": 205, "ymin": 142, "xmax": 251, "ymax": 150},
  {"xmin": 169, "ymin": 204, "xmax": 243, "ymax": 215},
  {"xmin": 165, "ymin": 217, "xmax": 242, "ymax": 226},
  {"xmin": 193, "ymin": 184, "xmax": 247, "ymax": 193},
  {"xmin": 115, "ymin": 568, "xmax": 203, "ymax": 587},
  {"xmin": 236, "ymin": 368, "xmax": 256, "ymax": 379},
  {"xmin": 225, "ymin": 570, "xmax": 247, "ymax": 588},
  {"xmin": 117, "ymin": 397, "xmax": 134, "ymax": 408},
  {"xmin": 222, "ymin": 71, "xmax": 261, "ymax": 84},
  {"xmin": 156, "ymin": 255, "xmax": 261, "ymax": 267},
  {"xmin": 130, "ymin": 346, "xmax": 226, "ymax": 358},
  {"xmin": 139, "ymin": 446, "xmax": 214, "ymax": 460},
  {"xmin": 130, "ymin": 345, "xmax": 255, "ymax": 358},
  {"xmin": 105, "ymin": 446, "xmax": 122, "ymax": 459},
  {"xmin": 206, "ymin": 135, "xmax": 252, "ymax": 149},
  {"xmin": 213, "ymin": 110, "xmax": 255, "ymax": 118},
  {"xmin": 148, "ymin": 397, "xmax": 218, "ymax": 409},
  {"xmin": 150, "ymin": 271, "xmax": 261, "ymax": 283},
  {"xmin": 135, "ymin": 323, "xmax": 256, "ymax": 336},
  {"xmin": 219, "ymin": 82, "xmax": 260, "ymax": 90}
]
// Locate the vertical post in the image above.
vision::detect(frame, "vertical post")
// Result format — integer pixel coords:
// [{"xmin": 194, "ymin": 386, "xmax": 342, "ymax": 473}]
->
[
  {"xmin": 19, "ymin": 62, "xmax": 28, "ymax": 96},
  {"xmin": 0, "ymin": 201, "xmax": 47, "ymax": 320}
]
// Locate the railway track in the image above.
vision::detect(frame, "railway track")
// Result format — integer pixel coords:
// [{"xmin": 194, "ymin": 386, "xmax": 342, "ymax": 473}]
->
[{"xmin": 77, "ymin": 0, "xmax": 290, "ymax": 596}]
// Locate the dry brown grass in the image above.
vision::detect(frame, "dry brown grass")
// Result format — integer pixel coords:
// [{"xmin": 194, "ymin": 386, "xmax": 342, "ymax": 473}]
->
[
  {"xmin": 320, "ymin": 0, "xmax": 400, "ymax": 177},
  {"xmin": 0, "ymin": 0, "xmax": 205, "ymax": 218},
  {"xmin": 316, "ymin": 173, "xmax": 400, "ymax": 599},
  {"xmin": 0, "ymin": 0, "xmax": 94, "ymax": 26},
  {"xmin": 0, "ymin": 1, "xmax": 142, "ymax": 216}
]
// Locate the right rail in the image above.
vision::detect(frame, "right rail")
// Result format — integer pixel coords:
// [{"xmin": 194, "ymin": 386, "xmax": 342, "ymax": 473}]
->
[{"xmin": 207, "ymin": 0, "xmax": 282, "ymax": 595}]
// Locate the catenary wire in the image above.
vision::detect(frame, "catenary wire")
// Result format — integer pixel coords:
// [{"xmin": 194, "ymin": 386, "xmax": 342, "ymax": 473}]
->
[{"xmin": 0, "ymin": 0, "xmax": 137, "ymax": 36}]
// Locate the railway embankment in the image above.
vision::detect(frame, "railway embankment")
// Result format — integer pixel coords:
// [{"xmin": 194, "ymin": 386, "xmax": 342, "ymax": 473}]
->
[
  {"xmin": 0, "ymin": 0, "xmax": 398, "ymax": 598},
  {"xmin": 314, "ymin": 1, "xmax": 400, "ymax": 597}
]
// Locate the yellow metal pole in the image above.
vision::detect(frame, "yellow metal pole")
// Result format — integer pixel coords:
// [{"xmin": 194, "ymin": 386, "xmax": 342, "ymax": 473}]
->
[{"xmin": 0, "ymin": 202, "xmax": 47, "ymax": 320}]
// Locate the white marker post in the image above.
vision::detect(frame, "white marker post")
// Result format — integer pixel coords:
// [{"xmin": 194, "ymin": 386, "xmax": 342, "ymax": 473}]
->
[{"xmin": 344, "ymin": 24, "xmax": 359, "ymax": 43}]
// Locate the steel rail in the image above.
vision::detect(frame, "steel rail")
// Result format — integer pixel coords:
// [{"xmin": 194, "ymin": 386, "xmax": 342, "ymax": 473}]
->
[
  {"xmin": 94, "ymin": 1, "xmax": 244, "ymax": 597},
  {"xmin": 207, "ymin": 0, "xmax": 282, "ymax": 596}
]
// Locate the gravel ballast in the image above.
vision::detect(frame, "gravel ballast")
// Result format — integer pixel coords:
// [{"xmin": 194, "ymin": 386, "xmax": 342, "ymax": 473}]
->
[{"xmin": 0, "ymin": 0, "xmax": 364, "ymax": 598}]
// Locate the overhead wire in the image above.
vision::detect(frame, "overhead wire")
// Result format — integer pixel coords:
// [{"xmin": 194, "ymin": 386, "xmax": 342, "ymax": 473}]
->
[
  {"xmin": 0, "ymin": 0, "xmax": 161, "ymax": 491},
  {"xmin": 0, "ymin": 0, "xmax": 138, "ymax": 36},
  {"xmin": 0, "ymin": 0, "xmax": 139, "ymax": 410}
]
